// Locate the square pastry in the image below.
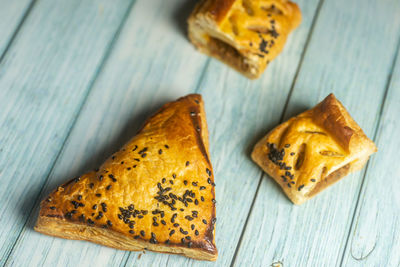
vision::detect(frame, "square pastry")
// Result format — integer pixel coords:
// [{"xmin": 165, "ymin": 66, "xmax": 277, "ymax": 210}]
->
[
  {"xmin": 188, "ymin": 0, "xmax": 301, "ymax": 79},
  {"xmin": 252, "ymin": 94, "xmax": 377, "ymax": 204}
]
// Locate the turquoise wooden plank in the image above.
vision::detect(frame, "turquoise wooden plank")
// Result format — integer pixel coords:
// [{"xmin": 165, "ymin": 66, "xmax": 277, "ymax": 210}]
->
[
  {"xmin": 4, "ymin": 0, "xmax": 209, "ymax": 266},
  {"xmin": 0, "ymin": 0, "xmax": 133, "ymax": 264},
  {"xmin": 0, "ymin": 0, "xmax": 33, "ymax": 57},
  {"xmin": 123, "ymin": 0, "xmax": 320, "ymax": 266},
  {"xmin": 233, "ymin": 0, "xmax": 400, "ymax": 266},
  {"xmin": 341, "ymin": 44, "xmax": 400, "ymax": 267}
]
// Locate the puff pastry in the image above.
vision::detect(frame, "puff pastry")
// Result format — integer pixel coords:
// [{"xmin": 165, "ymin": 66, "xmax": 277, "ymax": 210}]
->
[
  {"xmin": 252, "ymin": 94, "xmax": 377, "ymax": 204},
  {"xmin": 35, "ymin": 94, "xmax": 217, "ymax": 261},
  {"xmin": 188, "ymin": 0, "xmax": 301, "ymax": 79}
]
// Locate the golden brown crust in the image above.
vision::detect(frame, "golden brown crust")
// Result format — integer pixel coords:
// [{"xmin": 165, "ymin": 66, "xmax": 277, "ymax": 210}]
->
[
  {"xmin": 251, "ymin": 94, "xmax": 377, "ymax": 204},
  {"xmin": 188, "ymin": 0, "xmax": 302, "ymax": 79},
  {"xmin": 35, "ymin": 94, "xmax": 217, "ymax": 261}
]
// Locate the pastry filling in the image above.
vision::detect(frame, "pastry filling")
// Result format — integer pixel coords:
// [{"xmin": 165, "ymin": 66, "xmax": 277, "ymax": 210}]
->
[{"xmin": 206, "ymin": 36, "xmax": 250, "ymax": 72}]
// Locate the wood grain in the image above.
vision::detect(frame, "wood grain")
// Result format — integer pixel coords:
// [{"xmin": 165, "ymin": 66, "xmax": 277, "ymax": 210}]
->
[
  {"xmin": 123, "ymin": 0, "xmax": 320, "ymax": 266},
  {"xmin": 4, "ymin": 0, "xmax": 208, "ymax": 266},
  {"xmin": 0, "ymin": 0, "xmax": 133, "ymax": 264},
  {"xmin": 1, "ymin": 0, "xmax": 400, "ymax": 266},
  {"xmin": 341, "ymin": 42, "xmax": 400, "ymax": 267},
  {"xmin": 232, "ymin": 0, "xmax": 400, "ymax": 266},
  {"xmin": 0, "ymin": 0, "xmax": 33, "ymax": 57}
]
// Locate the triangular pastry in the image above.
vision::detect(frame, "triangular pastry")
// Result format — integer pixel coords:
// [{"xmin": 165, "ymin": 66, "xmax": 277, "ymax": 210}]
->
[
  {"xmin": 252, "ymin": 94, "xmax": 377, "ymax": 204},
  {"xmin": 35, "ymin": 94, "xmax": 217, "ymax": 261},
  {"xmin": 188, "ymin": 0, "xmax": 301, "ymax": 79}
]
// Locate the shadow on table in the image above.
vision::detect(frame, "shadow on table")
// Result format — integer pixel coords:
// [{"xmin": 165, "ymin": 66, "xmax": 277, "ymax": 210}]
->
[{"xmin": 172, "ymin": 0, "xmax": 197, "ymax": 39}]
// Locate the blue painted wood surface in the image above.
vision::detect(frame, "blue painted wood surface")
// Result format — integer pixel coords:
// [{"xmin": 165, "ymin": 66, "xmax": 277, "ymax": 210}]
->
[{"xmin": 0, "ymin": 0, "xmax": 399, "ymax": 266}]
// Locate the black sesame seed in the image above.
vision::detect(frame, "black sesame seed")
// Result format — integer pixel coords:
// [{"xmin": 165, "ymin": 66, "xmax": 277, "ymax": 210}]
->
[
  {"xmin": 207, "ymin": 178, "xmax": 211, "ymax": 184},
  {"xmin": 161, "ymin": 220, "xmax": 166, "ymax": 225},
  {"xmin": 99, "ymin": 175, "xmax": 103, "ymax": 181},
  {"xmin": 77, "ymin": 195, "xmax": 82, "ymax": 201},
  {"xmin": 89, "ymin": 183, "xmax": 94, "ymax": 189},
  {"xmin": 79, "ymin": 214, "xmax": 85, "ymax": 222},
  {"xmin": 201, "ymin": 196, "xmax": 205, "ymax": 202},
  {"xmin": 158, "ymin": 149, "xmax": 162, "ymax": 155},
  {"xmin": 171, "ymin": 213, "xmax": 177, "ymax": 223},
  {"xmin": 71, "ymin": 210, "xmax": 77, "ymax": 214},
  {"xmin": 140, "ymin": 230, "xmax": 145, "ymax": 236},
  {"xmin": 202, "ymin": 219, "xmax": 207, "ymax": 224},
  {"xmin": 134, "ymin": 235, "xmax": 140, "ymax": 239},
  {"xmin": 141, "ymin": 153, "xmax": 147, "ymax": 158},
  {"xmin": 106, "ymin": 185, "xmax": 112, "ymax": 190},
  {"xmin": 169, "ymin": 230, "xmax": 175, "ymax": 236},
  {"xmin": 184, "ymin": 180, "xmax": 188, "ymax": 185},
  {"xmin": 78, "ymin": 202, "xmax": 85, "ymax": 207},
  {"xmin": 181, "ymin": 238, "xmax": 185, "ymax": 244},
  {"xmin": 50, "ymin": 206, "xmax": 56, "ymax": 210},
  {"xmin": 195, "ymin": 230, "xmax": 199, "ymax": 236},
  {"xmin": 284, "ymin": 144, "xmax": 290, "ymax": 148},
  {"xmin": 153, "ymin": 222, "xmax": 159, "ymax": 226},
  {"xmin": 206, "ymin": 168, "xmax": 211, "ymax": 176},
  {"xmin": 129, "ymin": 230, "xmax": 134, "ymax": 234},
  {"xmin": 87, "ymin": 219, "xmax": 94, "ymax": 225},
  {"xmin": 290, "ymin": 152, "xmax": 295, "ymax": 156},
  {"xmin": 92, "ymin": 204, "xmax": 97, "ymax": 210},
  {"xmin": 165, "ymin": 145, "xmax": 169, "ymax": 149},
  {"xmin": 287, "ymin": 183, "xmax": 291, "ymax": 188},
  {"xmin": 212, "ymin": 199, "xmax": 216, "ymax": 204},
  {"xmin": 212, "ymin": 218, "xmax": 216, "ymax": 224},
  {"xmin": 107, "ymin": 220, "xmax": 112, "ymax": 227},
  {"xmin": 199, "ymin": 186, "xmax": 206, "ymax": 190},
  {"xmin": 188, "ymin": 241, "xmax": 193, "ymax": 248},
  {"xmin": 191, "ymin": 224, "xmax": 195, "ymax": 230},
  {"xmin": 120, "ymin": 161, "xmax": 124, "ymax": 164},
  {"xmin": 127, "ymin": 167, "xmax": 131, "ymax": 170},
  {"xmin": 298, "ymin": 185, "xmax": 305, "ymax": 191},
  {"xmin": 172, "ymin": 174, "xmax": 176, "ymax": 179},
  {"xmin": 96, "ymin": 193, "xmax": 101, "ymax": 197},
  {"xmin": 186, "ymin": 161, "xmax": 190, "ymax": 166},
  {"xmin": 311, "ymin": 179, "xmax": 316, "ymax": 182},
  {"xmin": 108, "ymin": 174, "xmax": 117, "ymax": 182},
  {"xmin": 192, "ymin": 182, "xmax": 197, "ymax": 186},
  {"xmin": 101, "ymin": 203, "xmax": 107, "ymax": 212},
  {"xmin": 194, "ymin": 199, "xmax": 199, "ymax": 205},
  {"xmin": 173, "ymin": 223, "xmax": 179, "ymax": 227}
]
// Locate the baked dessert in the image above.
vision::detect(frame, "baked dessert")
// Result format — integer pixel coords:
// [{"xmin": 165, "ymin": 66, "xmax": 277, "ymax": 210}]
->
[
  {"xmin": 35, "ymin": 94, "xmax": 217, "ymax": 261},
  {"xmin": 188, "ymin": 0, "xmax": 301, "ymax": 79},
  {"xmin": 252, "ymin": 94, "xmax": 377, "ymax": 204}
]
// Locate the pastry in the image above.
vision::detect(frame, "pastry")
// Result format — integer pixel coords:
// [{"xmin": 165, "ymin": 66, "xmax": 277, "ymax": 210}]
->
[
  {"xmin": 35, "ymin": 94, "xmax": 217, "ymax": 261},
  {"xmin": 252, "ymin": 94, "xmax": 377, "ymax": 204},
  {"xmin": 188, "ymin": 0, "xmax": 301, "ymax": 79}
]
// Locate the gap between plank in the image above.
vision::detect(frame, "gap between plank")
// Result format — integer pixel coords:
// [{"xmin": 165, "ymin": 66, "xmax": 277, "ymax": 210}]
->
[
  {"xmin": 3, "ymin": 0, "xmax": 137, "ymax": 264},
  {"xmin": 338, "ymin": 30, "xmax": 400, "ymax": 267},
  {"xmin": 229, "ymin": 0, "xmax": 325, "ymax": 265},
  {"xmin": 0, "ymin": 0, "xmax": 37, "ymax": 65}
]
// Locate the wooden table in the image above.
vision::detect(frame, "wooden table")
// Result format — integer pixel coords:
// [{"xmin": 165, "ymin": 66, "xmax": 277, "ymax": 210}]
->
[{"xmin": 1, "ymin": 0, "xmax": 399, "ymax": 266}]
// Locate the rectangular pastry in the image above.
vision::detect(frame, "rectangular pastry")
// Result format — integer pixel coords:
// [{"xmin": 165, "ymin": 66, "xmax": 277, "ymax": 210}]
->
[
  {"xmin": 188, "ymin": 0, "xmax": 301, "ymax": 79},
  {"xmin": 252, "ymin": 94, "xmax": 377, "ymax": 204}
]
